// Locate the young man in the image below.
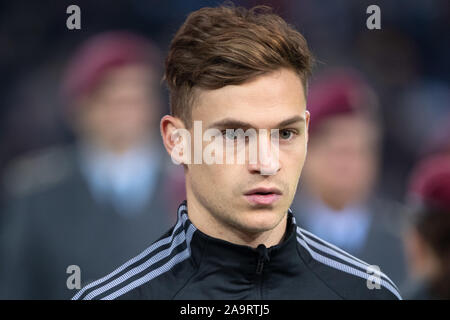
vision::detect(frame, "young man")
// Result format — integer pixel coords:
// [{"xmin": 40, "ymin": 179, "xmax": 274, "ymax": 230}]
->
[{"xmin": 73, "ymin": 4, "xmax": 401, "ymax": 300}]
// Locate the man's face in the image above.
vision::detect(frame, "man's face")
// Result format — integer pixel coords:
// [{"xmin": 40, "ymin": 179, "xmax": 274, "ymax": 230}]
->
[
  {"xmin": 186, "ymin": 68, "xmax": 309, "ymax": 234},
  {"xmin": 76, "ymin": 64, "xmax": 160, "ymax": 151},
  {"xmin": 303, "ymin": 116, "xmax": 378, "ymax": 209}
]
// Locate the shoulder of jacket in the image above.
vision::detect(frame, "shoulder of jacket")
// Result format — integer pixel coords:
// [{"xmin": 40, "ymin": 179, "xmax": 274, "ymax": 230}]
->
[
  {"xmin": 2, "ymin": 145, "xmax": 75, "ymax": 199},
  {"xmin": 295, "ymin": 226, "xmax": 402, "ymax": 300},
  {"xmin": 72, "ymin": 222, "xmax": 192, "ymax": 300}
]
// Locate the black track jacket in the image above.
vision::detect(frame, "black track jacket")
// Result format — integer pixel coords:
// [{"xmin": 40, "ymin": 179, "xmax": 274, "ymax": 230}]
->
[{"xmin": 73, "ymin": 200, "xmax": 402, "ymax": 300}]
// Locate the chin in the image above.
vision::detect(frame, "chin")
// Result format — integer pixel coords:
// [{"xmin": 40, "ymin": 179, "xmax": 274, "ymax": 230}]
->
[{"xmin": 238, "ymin": 209, "xmax": 282, "ymax": 233}]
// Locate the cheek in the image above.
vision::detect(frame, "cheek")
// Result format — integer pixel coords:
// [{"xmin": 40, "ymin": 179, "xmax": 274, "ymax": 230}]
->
[
  {"xmin": 280, "ymin": 144, "xmax": 307, "ymax": 193},
  {"xmin": 78, "ymin": 105, "xmax": 109, "ymax": 134},
  {"xmin": 108, "ymin": 102, "xmax": 152, "ymax": 128},
  {"xmin": 189, "ymin": 163, "xmax": 236, "ymax": 196},
  {"xmin": 283, "ymin": 140, "xmax": 307, "ymax": 171}
]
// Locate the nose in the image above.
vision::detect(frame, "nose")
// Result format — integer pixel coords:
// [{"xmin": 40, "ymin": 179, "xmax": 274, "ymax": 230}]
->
[{"xmin": 247, "ymin": 131, "xmax": 280, "ymax": 176}]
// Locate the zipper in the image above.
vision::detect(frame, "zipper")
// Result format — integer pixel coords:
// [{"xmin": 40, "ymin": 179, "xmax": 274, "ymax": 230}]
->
[
  {"xmin": 255, "ymin": 244, "xmax": 270, "ymax": 299},
  {"xmin": 256, "ymin": 244, "xmax": 270, "ymax": 274}
]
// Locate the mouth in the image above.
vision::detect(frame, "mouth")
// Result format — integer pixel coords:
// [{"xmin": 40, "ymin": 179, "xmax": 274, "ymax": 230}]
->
[{"xmin": 244, "ymin": 187, "xmax": 282, "ymax": 205}]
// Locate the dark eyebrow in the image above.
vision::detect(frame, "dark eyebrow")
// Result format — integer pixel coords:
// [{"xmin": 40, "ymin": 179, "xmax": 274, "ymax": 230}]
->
[
  {"xmin": 278, "ymin": 115, "xmax": 305, "ymax": 127},
  {"xmin": 208, "ymin": 115, "xmax": 305, "ymax": 130}
]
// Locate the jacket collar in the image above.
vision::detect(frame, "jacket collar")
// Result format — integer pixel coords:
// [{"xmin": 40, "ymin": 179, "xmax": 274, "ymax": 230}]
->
[{"xmin": 176, "ymin": 200, "xmax": 300, "ymax": 276}]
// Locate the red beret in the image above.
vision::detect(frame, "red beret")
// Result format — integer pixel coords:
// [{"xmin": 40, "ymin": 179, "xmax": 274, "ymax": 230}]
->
[
  {"xmin": 61, "ymin": 31, "xmax": 161, "ymax": 105},
  {"xmin": 307, "ymin": 68, "xmax": 377, "ymax": 134},
  {"xmin": 408, "ymin": 154, "xmax": 450, "ymax": 212}
]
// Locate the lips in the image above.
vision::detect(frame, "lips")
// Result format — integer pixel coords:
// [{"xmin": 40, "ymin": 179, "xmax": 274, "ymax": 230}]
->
[{"xmin": 244, "ymin": 187, "xmax": 282, "ymax": 205}]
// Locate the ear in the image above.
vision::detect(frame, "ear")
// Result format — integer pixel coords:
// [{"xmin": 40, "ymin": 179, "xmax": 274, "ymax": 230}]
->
[
  {"xmin": 160, "ymin": 115, "xmax": 189, "ymax": 165},
  {"xmin": 305, "ymin": 110, "xmax": 310, "ymax": 149}
]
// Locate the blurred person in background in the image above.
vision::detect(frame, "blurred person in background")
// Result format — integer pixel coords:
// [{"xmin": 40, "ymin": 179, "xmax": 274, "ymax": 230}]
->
[
  {"xmin": 421, "ymin": 113, "xmax": 450, "ymax": 157},
  {"xmin": 0, "ymin": 31, "xmax": 183, "ymax": 299},
  {"xmin": 291, "ymin": 68, "xmax": 409, "ymax": 288},
  {"xmin": 403, "ymin": 154, "xmax": 450, "ymax": 299}
]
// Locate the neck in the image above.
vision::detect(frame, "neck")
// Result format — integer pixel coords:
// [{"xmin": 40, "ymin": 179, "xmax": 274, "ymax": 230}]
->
[{"xmin": 185, "ymin": 188, "xmax": 288, "ymax": 249}]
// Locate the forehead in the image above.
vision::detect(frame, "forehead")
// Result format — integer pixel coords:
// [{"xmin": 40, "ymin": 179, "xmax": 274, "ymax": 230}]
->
[
  {"xmin": 192, "ymin": 68, "xmax": 306, "ymax": 127},
  {"xmin": 310, "ymin": 115, "xmax": 378, "ymax": 147},
  {"xmin": 318, "ymin": 116, "xmax": 374, "ymax": 136},
  {"xmin": 90, "ymin": 65, "xmax": 157, "ymax": 101}
]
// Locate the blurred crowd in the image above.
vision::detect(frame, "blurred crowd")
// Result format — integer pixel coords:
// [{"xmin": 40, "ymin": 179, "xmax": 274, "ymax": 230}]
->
[{"xmin": 0, "ymin": 0, "xmax": 449, "ymax": 299}]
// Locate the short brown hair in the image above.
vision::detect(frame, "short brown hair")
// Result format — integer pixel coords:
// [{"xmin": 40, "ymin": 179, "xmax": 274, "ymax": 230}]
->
[{"xmin": 163, "ymin": 3, "xmax": 314, "ymax": 127}]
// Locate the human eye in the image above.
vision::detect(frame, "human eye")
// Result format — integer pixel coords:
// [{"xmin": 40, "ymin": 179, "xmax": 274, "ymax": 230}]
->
[
  {"xmin": 276, "ymin": 129, "xmax": 298, "ymax": 141},
  {"xmin": 221, "ymin": 129, "xmax": 238, "ymax": 140}
]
